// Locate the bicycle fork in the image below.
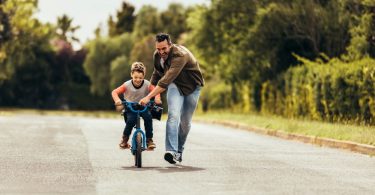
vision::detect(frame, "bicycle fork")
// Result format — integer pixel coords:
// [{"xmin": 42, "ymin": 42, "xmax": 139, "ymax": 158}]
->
[{"xmin": 131, "ymin": 112, "xmax": 147, "ymax": 154}]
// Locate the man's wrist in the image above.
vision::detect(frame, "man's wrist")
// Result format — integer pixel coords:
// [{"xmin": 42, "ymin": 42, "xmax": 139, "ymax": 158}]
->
[{"xmin": 114, "ymin": 100, "xmax": 122, "ymax": 105}]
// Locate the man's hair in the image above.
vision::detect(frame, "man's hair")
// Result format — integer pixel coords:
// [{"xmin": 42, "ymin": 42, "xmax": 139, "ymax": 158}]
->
[
  {"xmin": 131, "ymin": 62, "xmax": 146, "ymax": 74},
  {"xmin": 156, "ymin": 33, "xmax": 172, "ymax": 44}
]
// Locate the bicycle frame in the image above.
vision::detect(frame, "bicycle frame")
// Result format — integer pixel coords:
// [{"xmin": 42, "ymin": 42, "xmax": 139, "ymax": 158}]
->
[{"xmin": 122, "ymin": 100, "xmax": 151, "ymax": 154}]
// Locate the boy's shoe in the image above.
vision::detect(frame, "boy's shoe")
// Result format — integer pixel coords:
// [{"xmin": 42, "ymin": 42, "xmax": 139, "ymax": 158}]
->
[
  {"xmin": 146, "ymin": 138, "xmax": 156, "ymax": 150},
  {"xmin": 164, "ymin": 151, "xmax": 181, "ymax": 164},
  {"xmin": 119, "ymin": 135, "xmax": 130, "ymax": 149}
]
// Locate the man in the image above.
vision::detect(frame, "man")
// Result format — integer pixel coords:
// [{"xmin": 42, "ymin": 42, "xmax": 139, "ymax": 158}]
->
[{"xmin": 139, "ymin": 33, "xmax": 204, "ymax": 164}]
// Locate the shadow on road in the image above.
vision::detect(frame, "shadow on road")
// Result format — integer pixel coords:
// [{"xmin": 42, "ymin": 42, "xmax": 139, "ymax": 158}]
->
[{"xmin": 121, "ymin": 164, "xmax": 205, "ymax": 173}]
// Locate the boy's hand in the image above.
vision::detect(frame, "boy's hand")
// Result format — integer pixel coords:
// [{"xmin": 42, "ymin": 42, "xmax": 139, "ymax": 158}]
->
[
  {"xmin": 115, "ymin": 105, "xmax": 124, "ymax": 112},
  {"xmin": 114, "ymin": 101, "xmax": 124, "ymax": 112}
]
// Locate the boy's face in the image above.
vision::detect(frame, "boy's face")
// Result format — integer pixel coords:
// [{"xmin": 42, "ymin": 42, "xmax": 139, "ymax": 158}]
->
[{"xmin": 131, "ymin": 71, "xmax": 145, "ymax": 87}]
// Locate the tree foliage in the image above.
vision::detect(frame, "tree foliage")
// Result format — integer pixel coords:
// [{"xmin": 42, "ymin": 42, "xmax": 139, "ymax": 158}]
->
[
  {"xmin": 83, "ymin": 33, "xmax": 133, "ymax": 96},
  {"xmin": 108, "ymin": 1, "xmax": 135, "ymax": 37},
  {"xmin": 132, "ymin": 5, "xmax": 161, "ymax": 38},
  {"xmin": 0, "ymin": 0, "xmax": 12, "ymax": 45},
  {"xmin": 129, "ymin": 35, "xmax": 155, "ymax": 79},
  {"xmin": 56, "ymin": 14, "xmax": 80, "ymax": 43},
  {"xmin": 159, "ymin": 3, "xmax": 188, "ymax": 41}
]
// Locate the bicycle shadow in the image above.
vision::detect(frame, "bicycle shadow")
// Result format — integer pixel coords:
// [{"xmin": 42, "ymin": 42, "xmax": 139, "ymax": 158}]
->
[{"xmin": 121, "ymin": 164, "xmax": 205, "ymax": 173}]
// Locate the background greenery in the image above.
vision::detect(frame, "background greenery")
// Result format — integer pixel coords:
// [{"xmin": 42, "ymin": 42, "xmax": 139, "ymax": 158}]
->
[{"xmin": 1, "ymin": 0, "xmax": 374, "ymax": 126}]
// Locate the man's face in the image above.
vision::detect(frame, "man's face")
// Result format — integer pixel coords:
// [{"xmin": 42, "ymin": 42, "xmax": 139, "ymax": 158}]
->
[{"xmin": 156, "ymin": 40, "xmax": 171, "ymax": 60}]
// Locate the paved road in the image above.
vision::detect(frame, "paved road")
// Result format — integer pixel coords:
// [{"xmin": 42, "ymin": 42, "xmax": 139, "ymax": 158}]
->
[{"xmin": 0, "ymin": 114, "xmax": 374, "ymax": 194}]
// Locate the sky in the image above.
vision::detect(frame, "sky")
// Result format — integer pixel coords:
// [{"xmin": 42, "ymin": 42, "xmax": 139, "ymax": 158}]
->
[{"xmin": 36, "ymin": 0, "xmax": 209, "ymax": 48}]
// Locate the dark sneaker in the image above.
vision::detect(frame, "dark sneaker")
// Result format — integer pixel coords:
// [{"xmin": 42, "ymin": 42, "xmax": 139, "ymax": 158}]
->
[
  {"xmin": 164, "ymin": 151, "xmax": 181, "ymax": 164},
  {"xmin": 146, "ymin": 138, "xmax": 156, "ymax": 150},
  {"xmin": 177, "ymin": 152, "xmax": 182, "ymax": 162},
  {"xmin": 119, "ymin": 135, "xmax": 130, "ymax": 149}
]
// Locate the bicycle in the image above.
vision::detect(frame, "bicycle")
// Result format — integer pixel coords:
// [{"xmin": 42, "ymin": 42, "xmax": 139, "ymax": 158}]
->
[{"xmin": 121, "ymin": 100, "xmax": 162, "ymax": 168}]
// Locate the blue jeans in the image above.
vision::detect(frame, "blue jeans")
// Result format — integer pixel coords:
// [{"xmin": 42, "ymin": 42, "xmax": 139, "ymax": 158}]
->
[
  {"xmin": 166, "ymin": 83, "xmax": 201, "ymax": 153},
  {"xmin": 123, "ymin": 110, "xmax": 153, "ymax": 138}
]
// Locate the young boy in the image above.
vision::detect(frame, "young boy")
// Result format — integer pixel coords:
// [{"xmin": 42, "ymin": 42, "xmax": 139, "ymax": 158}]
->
[{"xmin": 111, "ymin": 62, "xmax": 161, "ymax": 150}]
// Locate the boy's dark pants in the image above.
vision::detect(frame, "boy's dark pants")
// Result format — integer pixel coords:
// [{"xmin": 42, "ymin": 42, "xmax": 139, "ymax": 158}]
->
[{"xmin": 123, "ymin": 111, "xmax": 153, "ymax": 138}]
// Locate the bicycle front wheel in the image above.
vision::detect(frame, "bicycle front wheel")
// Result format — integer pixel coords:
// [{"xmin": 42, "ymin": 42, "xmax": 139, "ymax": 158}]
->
[{"xmin": 135, "ymin": 132, "xmax": 142, "ymax": 168}]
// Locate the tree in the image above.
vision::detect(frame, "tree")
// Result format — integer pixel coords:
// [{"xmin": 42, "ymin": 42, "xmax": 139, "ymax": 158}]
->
[
  {"xmin": 132, "ymin": 5, "xmax": 161, "ymax": 38},
  {"xmin": 185, "ymin": 0, "xmax": 355, "ymax": 111},
  {"xmin": 341, "ymin": 0, "xmax": 375, "ymax": 60},
  {"xmin": 0, "ymin": 0, "xmax": 12, "ymax": 45},
  {"xmin": 56, "ymin": 14, "xmax": 80, "ymax": 44},
  {"xmin": 108, "ymin": 1, "xmax": 135, "ymax": 37},
  {"xmin": 83, "ymin": 33, "xmax": 133, "ymax": 96},
  {"xmin": 159, "ymin": 3, "xmax": 188, "ymax": 41},
  {"xmin": 129, "ymin": 35, "xmax": 155, "ymax": 79},
  {"xmin": 0, "ymin": 0, "xmax": 57, "ymax": 107},
  {"xmin": 0, "ymin": 0, "xmax": 54, "ymax": 82},
  {"xmin": 110, "ymin": 55, "xmax": 131, "ymax": 89}
]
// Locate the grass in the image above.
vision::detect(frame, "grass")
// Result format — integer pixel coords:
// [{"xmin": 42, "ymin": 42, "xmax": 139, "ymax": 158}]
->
[
  {"xmin": 194, "ymin": 111, "xmax": 375, "ymax": 146},
  {"xmin": 1, "ymin": 108, "xmax": 374, "ymax": 146}
]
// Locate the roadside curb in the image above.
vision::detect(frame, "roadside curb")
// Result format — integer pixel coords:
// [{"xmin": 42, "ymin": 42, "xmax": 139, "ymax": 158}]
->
[{"xmin": 194, "ymin": 119, "xmax": 375, "ymax": 156}]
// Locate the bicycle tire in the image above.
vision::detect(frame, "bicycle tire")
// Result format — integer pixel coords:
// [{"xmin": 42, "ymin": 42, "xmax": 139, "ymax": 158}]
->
[{"xmin": 135, "ymin": 132, "xmax": 142, "ymax": 168}]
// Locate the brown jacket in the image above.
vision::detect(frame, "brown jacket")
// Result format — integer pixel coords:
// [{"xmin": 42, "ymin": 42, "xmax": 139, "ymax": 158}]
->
[{"xmin": 150, "ymin": 44, "xmax": 204, "ymax": 96}]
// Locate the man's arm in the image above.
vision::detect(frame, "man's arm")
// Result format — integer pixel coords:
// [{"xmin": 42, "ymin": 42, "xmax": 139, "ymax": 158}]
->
[
  {"xmin": 156, "ymin": 57, "xmax": 187, "ymax": 89},
  {"xmin": 139, "ymin": 86, "xmax": 166, "ymax": 105},
  {"xmin": 150, "ymin": 67, "xmax": 162, "ymax": 86},
  {"xmin": 149, "ymin": 85, "xmax": 162, "ymax": 104}
]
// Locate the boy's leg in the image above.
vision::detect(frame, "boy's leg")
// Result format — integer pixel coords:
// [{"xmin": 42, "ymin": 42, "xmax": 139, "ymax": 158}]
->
[
  {"xmin": 178, "ymin": 86, "xmax": 201, "ymax": 153},
  {"xmin": 141, "ymin": 111, "xmax": 153, "ymax": 138},
  {"xmin": 141, "ymin": 111, "xmax": 156, "ymax": 149},
  {"xmin": 119, "ymin": 112, "xmax": 137, "ymax": 149},
  {"xmin": 123, "ymin": 112, "xmax": 137, "ymax": 137}
]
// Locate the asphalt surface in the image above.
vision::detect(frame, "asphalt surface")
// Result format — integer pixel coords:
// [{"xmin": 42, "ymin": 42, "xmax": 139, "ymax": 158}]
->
[{"xmin": 0, "ymin": 114, "xmax": 375, "ymax": 194}]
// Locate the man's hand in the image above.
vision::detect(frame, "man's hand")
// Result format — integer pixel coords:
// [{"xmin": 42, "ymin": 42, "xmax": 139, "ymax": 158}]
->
[
  {"xmin": 139, "ymin": 96, "xmax": 150, "ymax": 106},
  {"xmin": 155, "ymin": 98, "xmax": 162, "ymax": 105},
  {"xmin": 114, "ymin": 101, "xmax": 124, "ymax": 112}
]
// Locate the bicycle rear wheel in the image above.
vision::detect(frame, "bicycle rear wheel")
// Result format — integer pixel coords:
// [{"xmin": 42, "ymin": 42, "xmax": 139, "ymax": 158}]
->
[{"xmin": 134, "ymin": 132, "xmax": 142, "ymax": 168}]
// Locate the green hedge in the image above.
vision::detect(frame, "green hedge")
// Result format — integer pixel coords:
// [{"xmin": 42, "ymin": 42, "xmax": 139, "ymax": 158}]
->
[
  {"xmin": 200, "ymin": 81, "xmax": 232, "ymax": 111},
  {"xmin": 261, "ymin": 57, "xmax": 375, "ymax": 125}
]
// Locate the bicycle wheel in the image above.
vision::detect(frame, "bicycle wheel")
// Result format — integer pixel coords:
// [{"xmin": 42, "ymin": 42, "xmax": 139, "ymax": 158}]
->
[{"xmin": 135, "ymin": 132, "xmax": 142, "ymax": 168}]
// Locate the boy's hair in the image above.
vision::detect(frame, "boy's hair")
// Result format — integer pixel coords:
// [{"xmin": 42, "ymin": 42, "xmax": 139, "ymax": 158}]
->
[
  {"xmin": 131, "ymin": 62, "xmax": 146, "ymax": 75},
  {"xmin": 156, "ymin": 33, "xmax": 172, "ymax": 45}
]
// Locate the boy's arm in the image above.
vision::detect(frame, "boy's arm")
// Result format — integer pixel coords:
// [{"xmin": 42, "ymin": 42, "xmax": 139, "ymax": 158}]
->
[{"xmin": 111, "ymin": 85, "xmax": 126, "ymax": 105}]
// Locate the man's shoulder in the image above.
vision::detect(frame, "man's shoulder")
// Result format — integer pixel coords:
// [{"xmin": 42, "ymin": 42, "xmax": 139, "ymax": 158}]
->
[{"xmin": 172, "ymin": 44, "xmax": 189, "ymax": 58}]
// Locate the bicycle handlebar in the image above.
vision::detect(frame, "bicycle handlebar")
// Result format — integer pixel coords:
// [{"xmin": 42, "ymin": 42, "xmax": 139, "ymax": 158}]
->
[{"xmin": 121, "ymin": 100, "xmax": 155, "ymax": 113}]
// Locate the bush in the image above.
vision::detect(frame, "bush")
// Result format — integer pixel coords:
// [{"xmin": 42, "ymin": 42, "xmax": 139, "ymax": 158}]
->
[{"xmin": 261, "ymin": 57, "xmax": 375, "ymax": 125}]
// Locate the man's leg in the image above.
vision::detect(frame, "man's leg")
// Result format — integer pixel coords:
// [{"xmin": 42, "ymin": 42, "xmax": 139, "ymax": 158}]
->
[
  {"xmin": 165, "ymin": 83, "xmax": 184, "ymax": 153},
  {"xmin": 178, "ymin": 86, "xmax": 201, "ymax": 153}
]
